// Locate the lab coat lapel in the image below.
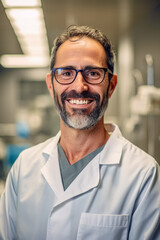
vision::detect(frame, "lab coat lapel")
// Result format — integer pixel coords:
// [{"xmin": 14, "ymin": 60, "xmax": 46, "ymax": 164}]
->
[
  {"xmin": 41, "ymin": 132, "xmax": 64, "ymax": 197},
  {"xmin": 41, "ymin": 149, "xmax": 100, "ymax": 208},
  {"xmin": 41, "ymin": 147, "xmax": 64, "ymax": 197},
  {"xmin": 56, "ymin": 156, "xmax": 100, "ymax": 206}
]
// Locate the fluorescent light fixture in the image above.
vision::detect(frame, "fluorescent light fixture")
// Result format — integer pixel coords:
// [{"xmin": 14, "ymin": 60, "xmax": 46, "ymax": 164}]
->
[
  {"xmin": 5, "ymin": 8, "xmax": 49, "ymax": 56},
  {"xmin": 7, "ymin": 8, "xmax": 43, "ymax": 21},
  {"xmin": 0, "ymin": 2, "xmax": 50, "ymax": 68},
  {"xmin": 1, "ymin": 0, "xmax": 41, "ymax": 7},
  {"xmin": 0, "ymin": 55, "xmax": 49, "ymax": 68}
]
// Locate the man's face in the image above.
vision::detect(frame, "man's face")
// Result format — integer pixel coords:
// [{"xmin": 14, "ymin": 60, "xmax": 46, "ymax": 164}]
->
[{"xmin": 47, "ymin": 36, "xmax": 116, "ymax": 130}]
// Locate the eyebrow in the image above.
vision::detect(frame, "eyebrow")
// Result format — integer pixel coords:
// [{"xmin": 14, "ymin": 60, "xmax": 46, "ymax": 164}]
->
[
  {"xmin": 56, "ymin": 65, "xmax": 103, "ymax": 69},
  {"xmin": 59, "ymin": 65, "xmax": 75, "ymax": 69}
]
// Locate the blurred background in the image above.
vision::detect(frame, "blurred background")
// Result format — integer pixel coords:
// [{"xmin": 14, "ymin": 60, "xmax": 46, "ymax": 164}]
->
[{"xmin": 0, "ymin": 0, "xmax": 160, "ymax": 192}]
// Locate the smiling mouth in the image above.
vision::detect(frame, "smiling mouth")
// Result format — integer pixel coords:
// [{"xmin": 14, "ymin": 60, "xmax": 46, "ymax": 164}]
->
[{"xmin": 67, "ymin": 99, "xmax": 93, "ymax": 105}]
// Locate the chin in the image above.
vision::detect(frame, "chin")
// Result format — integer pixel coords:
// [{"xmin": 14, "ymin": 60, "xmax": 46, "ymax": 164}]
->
[{"xmin": 63, "ymin": 114, "xmax": 100, "ymax": 130}]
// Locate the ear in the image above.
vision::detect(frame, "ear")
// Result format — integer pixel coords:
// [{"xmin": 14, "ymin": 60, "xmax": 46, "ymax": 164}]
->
[
  {"xmin": 46, "ymin": 73, "xmax": 54, "ymax": 98},
  {"xmin": 108, "ymin": 74, "xmax": 117, "ymax": 98}
]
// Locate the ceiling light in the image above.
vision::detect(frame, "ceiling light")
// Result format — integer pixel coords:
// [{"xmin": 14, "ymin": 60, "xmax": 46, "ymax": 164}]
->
[
  {"xmin": 5, "ymin": 8, "xmax": 49, "ymax": 56},
  {"xmin": 0, "ymin": 55, "xmax": 49, "ymax": 68},
  {"xmin": 1, "ymin": 0, "xmax": 41, "ymax": 7},
  {"xmin": 6, "ymin": 8, "xmax": 45, "ymax": 36},
  {"xmin": 0, "ymin": 0, "xmax": 50, "ymax": 68}
]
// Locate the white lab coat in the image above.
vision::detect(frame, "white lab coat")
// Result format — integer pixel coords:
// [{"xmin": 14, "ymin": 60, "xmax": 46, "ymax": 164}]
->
[{"xmin": 0, "ymin": 124, "xmax": 160, "ymax": 240}]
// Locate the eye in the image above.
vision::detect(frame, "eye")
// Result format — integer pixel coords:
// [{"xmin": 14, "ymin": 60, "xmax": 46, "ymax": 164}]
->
[
  {"xmin": 63, "ymin": 70, "xmax": 72, "ymax": 76},
  {"xmin": 85, "ymin": 68, "xmax": 102, "ymax": 79},
  {"xmin": 58, "ymin": 69, "xmax": 75, "ymax": 79}
]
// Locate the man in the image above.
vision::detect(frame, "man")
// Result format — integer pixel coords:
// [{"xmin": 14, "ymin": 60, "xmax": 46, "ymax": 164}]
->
[{"xmin": 0, "ymin": 25, "xmax": 160, "ymax": 240}]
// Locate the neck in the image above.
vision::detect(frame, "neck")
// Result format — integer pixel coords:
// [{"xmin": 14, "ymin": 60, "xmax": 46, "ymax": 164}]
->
[{"xmin": 59, "ymin": 117, "xmax": 109, "ymax": 165}]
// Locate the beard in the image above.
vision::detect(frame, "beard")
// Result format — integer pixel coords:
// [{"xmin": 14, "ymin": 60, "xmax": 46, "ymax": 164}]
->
[{"xmin": 53, "ymin": 89, "xmax": 109, "ymax": 130}]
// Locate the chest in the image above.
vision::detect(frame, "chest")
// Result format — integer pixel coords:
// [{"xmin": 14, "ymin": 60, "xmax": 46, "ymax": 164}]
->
[{"xmin": 16, "ymin": 164, "xmax": 140, "ymax": 240}]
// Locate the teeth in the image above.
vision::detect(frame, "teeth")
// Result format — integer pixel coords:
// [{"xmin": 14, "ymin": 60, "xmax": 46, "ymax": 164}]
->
[{"xmin": 69, "ymin": 99, "xmax": 90, "ymax": 105}]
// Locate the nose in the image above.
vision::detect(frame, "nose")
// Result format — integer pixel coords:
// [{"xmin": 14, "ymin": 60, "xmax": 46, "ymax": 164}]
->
[{"xmin": 73, "ymin": 71, "xmax": 89, "ymax": 92}]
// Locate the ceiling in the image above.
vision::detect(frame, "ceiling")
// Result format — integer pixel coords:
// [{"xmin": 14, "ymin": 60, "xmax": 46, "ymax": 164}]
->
[{"xmin": 0, "ymin": 0, "xmax": 159, "ymax": 61}]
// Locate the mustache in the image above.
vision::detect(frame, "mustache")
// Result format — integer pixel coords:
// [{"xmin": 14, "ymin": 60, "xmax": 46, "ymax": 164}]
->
[{"xmin": 61, "ymin": 90, "xmax": 100, "ymax": 104}]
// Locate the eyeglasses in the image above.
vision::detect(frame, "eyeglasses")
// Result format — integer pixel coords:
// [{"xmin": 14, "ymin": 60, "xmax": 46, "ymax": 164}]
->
[{"xmin": 51, "ymin": 67, "xmax": 112, "ymax": 85}]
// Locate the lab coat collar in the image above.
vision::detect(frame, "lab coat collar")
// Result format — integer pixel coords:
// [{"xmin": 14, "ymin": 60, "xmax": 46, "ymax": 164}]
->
[
  {"xmin": 99, "ymin": 123, "xmax": 123, "ymax": 165},
  {"xmin": 42, "ymin": 123, "xmax": 123, "ymax": 165},
  {"xmin": 42, "ymin": 131, "xmax": 61, "ymax": 156}
]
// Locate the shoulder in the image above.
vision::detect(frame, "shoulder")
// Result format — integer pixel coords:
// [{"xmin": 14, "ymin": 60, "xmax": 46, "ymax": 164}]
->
[
  {"xmin": 121, "ymin": 135, "xmax": 158, "ymax": 168},
  {"xmin": 105, "ymin": 123, "xmax": 159, "ymax": 174},
  {"xmin": 20, "ymin": 137, "xmax": 55, "ymax": 158},
  {"xmin": 107, "ymin": 125, "xmax": 160, "ymax": 198},
  {"xmin": 118, "ymin": 134, "xmax": 160, "ymax": 189},
  {"xmin": 12, "ymin": 132, "xmax": 60, "ymax": 172}
]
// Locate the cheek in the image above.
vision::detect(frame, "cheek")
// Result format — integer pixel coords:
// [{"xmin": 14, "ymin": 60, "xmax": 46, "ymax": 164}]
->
[
  {"xmin": 54, "ymin": 80, "xmax": 64, "ymax": 94},
  {"xmin": 96, "ymin": 84, "xmax": 108, "ymax": 100},
  {"xmin": 53, "ymin": 82, "xmax": 69, "ymax": 103}
]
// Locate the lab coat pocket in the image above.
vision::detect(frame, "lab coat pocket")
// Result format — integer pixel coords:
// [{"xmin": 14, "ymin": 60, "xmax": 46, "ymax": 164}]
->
[{"xmin": 77, "ymin": 213, "xmax": 129, "ymax": 240}]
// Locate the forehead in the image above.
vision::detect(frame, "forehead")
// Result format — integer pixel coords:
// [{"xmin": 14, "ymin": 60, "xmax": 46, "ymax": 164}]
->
[{"xmin": 54, "ymin": 36, "xmax": 107, "ymax": 67}]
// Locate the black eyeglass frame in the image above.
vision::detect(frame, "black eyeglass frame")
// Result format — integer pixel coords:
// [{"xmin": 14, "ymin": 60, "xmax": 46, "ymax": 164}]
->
[{"xmin": 51, "ymin": 67, "xmax": 113, "ymax": 85}]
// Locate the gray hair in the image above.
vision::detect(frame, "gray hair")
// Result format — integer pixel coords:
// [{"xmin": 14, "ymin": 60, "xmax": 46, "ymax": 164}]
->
[{"xmin": 50, "ymin": 25, "xmax": 114, "ymax": 73}]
